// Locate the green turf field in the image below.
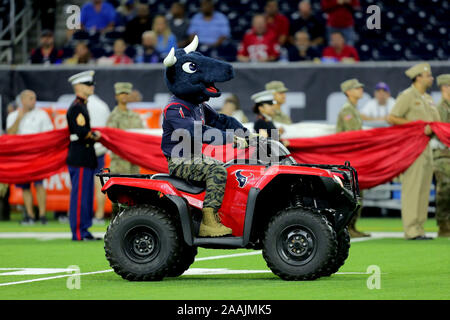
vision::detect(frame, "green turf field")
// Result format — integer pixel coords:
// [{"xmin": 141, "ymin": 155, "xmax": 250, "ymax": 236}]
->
[{"xmin": 0, "ymin": 215, "xmax": 448, "ymax": 300}]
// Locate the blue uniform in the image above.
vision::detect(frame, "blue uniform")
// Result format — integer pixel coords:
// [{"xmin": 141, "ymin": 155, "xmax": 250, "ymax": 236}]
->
[
  {"xmin": 68, "ymin": 166, "xmax": 95, "ymax": 240},
  {"xmin": 161, "ymin": 96, "xmax": 248, "ymax": 158},
  {"xmin": 66, "ymin": 96, "xmax": 97, "ymax": 241}
]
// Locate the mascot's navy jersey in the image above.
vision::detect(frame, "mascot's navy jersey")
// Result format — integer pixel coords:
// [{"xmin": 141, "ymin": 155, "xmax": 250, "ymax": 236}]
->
[{"xmin": 161, "ymin": 95, "xmax": 247, "ymax": 157}]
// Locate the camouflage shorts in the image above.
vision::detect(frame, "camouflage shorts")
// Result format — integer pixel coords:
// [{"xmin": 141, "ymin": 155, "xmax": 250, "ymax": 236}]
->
[
  {"xmin": 434, "ymin": 157, "xmax": 450, "ymax": 222},
  {"xmin": 168, "ymin": 156, "xmax": 227, "ymax": 210}
]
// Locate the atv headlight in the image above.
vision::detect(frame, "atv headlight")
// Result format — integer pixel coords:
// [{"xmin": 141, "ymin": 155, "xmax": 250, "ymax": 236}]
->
[{"xmin": 332, "ymin": 175, "xmax": 344, "ymax": 188}]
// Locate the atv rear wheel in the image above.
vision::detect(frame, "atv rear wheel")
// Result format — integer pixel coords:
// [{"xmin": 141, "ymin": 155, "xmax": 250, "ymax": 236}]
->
[
  {"xmin": 262, "ymin": 207, "xmax": 337, "ymax": 281},
  {"xmin": 104, "ymin": 205, "xmax": 182, "ymax": 281},
  {"xmin": 320, "ymin": 227, "xmax": 351, "ymax": 277}
]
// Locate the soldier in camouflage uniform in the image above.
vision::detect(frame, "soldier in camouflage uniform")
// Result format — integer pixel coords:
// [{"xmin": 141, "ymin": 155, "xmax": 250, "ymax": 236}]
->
[
  {"xmin": 0, "ymin": 184, "xmax": 7, "ymax": 198},
  {"xmin": 265, "ymin": 81, "xmax": 292, "ymax": 124},
  {"xmin": 336, "ymin": 78, "xmax": 370, "ymax": 238},
  {"xmin": 106, "ymin": 82, "xmax": 144, "ymax": 217},
  {"xmin": 0, "ymin": 183, "xmax": 9, "ymax": 221},
  {"xmin": 434, "ymin": 74, "xmax": 450, "ymax": 237}
]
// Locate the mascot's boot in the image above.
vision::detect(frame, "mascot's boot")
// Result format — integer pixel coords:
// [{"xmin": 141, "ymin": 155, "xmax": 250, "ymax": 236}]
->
[
  {"xmin": 438, "ymin": 220, "xmax": 450, "ymax": 238},
  {"xmin": 199, "ymin": 208, "xmax": 232, "ymax": 237}
]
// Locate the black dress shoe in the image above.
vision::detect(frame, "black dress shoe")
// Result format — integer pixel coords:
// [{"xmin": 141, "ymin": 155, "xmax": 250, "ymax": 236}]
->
[
  {"xmin": 409, "ymin": 235, "xmax": 433, "ymax": 240},
  {"xmin": 83, "ymin": 235, "xmax": 102, "ymax": 241}
]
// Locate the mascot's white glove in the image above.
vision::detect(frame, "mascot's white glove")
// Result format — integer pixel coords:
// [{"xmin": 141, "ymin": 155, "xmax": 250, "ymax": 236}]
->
[
  {"xmin": 233, "ymin": 136, "xmax": 248, "ymax": 149},
  {"xmin": 248, "ymin": 132, "xmax": 260, "ymax": 145}
]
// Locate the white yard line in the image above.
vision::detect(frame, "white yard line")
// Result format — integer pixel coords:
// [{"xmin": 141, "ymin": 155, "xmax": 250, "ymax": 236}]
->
[
  {"xmin": 350, "ymin": 231, "xmax": 437, "ymax": 242},
  {"xmin": 0, "ymin": 269, "xmax": 113, "ymax": 287},
  {"xmin": 195, "ymin": 251, "xmax": 263, "ymax": 261}
]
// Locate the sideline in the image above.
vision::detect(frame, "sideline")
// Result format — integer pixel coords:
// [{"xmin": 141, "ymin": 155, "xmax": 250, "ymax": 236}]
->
[{"xmin": 0, "ymin": 232, "xmax": 105, "ymax": 240}]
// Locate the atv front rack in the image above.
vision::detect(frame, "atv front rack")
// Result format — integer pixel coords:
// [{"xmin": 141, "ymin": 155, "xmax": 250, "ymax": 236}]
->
[{"xmin": 295, "ymin": 161, "xmax": 360, "ymax": 201}]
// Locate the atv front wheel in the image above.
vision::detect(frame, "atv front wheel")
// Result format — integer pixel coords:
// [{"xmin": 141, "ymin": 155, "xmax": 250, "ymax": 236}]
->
[
  {"xmin": 320, "ymin": 227, "xmax": 351, "ymax": 277},
  {"xmin": 262, "ymin": 207, "xmax": 337, "ymax": 281},
  {"xmin": 104, "ymin": 205, "xmax": 183, "ymax": 281},
  {"xmin": 167, "ymin": 245, "xmax": 197, "ymax": 277}
]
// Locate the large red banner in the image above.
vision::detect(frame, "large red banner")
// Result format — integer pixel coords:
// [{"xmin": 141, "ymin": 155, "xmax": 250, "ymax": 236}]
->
[
  {"xmin": 2, "ymin": 105, "xmax": 162, "ymax": 213},
  {"xmin": 0, "ymin": 120, "xmax": 449, "ymax": 212}
]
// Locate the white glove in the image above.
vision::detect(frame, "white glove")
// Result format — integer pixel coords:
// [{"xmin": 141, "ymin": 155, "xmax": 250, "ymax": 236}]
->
[{"xmin": 233, "ymin": 136, "xmax": 248, "ymax": 149}]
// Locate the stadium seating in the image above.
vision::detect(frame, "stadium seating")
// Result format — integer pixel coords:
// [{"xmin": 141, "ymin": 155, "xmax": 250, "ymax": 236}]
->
[{"xmin": 53, "ymin": 0, "xmax": 450, "ymax": 62}]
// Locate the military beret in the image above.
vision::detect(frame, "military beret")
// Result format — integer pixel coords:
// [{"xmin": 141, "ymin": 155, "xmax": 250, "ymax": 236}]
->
[
  {"xmin": 114, "ymin": 82, "xmax": 133, "ymax": 95},
  {"xmin": 340, "ymin": 78, "xmax": 364, "ymax": 92},
  {"xmin": 265, "ymin": 80, "xmax": 288, "ymax": 93},
  {"xmin": 405, "ymin": 63, "xmax": 431, "ymax": 79},
  {"xmin": 68, "ymin": 70, "xmax": 95, "ymax": 85},
  {"xmin": 437, "ymin": 74, "xmax": 450, "ymax": 87}
]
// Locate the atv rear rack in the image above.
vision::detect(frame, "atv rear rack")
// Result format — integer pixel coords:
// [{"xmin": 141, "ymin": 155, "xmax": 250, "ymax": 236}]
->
[{"xmin": 96, "ymin": 168, "xmax": 153, "ymax": 187}]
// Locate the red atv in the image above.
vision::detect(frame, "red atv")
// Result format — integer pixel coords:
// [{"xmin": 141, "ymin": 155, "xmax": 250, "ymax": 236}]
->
[{"xmin": 97, "ymin": 139, "xmax": 360, "ymax": 281}]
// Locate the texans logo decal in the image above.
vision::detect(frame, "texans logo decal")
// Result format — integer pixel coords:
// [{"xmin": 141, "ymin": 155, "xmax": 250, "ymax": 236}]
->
[{"xmin": 235, "ymin": 170, "xmax": 253, "ymax": 188}]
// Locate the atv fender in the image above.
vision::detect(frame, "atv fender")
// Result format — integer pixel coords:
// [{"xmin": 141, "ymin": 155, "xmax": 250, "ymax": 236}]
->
[
  {"xmin": 101, "ymin": 177, "xmax": 181, "ymax": 196},
  {"xmin": 102, "ymin": 177, "xmax": 195, "ymax": 246}
]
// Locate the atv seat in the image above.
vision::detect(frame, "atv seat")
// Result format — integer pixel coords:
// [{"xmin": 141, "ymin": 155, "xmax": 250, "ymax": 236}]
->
[{"xmin": 151, "ymin": 174, "xmax": 206, "ymax": 194}]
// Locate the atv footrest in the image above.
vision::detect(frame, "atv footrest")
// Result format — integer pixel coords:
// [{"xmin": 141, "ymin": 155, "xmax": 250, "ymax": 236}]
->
[{"xmin": 193, "ymin": 236, "xmax": 244, "ymax": 248}]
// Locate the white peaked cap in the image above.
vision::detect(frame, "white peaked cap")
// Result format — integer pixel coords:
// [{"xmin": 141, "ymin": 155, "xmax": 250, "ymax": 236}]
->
[
  {"xmin": 251, "ymin": 90, "xmax": 275, "ymax": 103},
  {"xmin": 68, "ymin": 70, "xmax": 95, "ymax": 85}
]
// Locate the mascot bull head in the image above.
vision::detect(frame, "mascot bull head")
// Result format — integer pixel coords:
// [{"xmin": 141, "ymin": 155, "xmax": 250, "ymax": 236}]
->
[{"xmin": 163, "ymin": 35, "xmax": 234, "ymax": 104}]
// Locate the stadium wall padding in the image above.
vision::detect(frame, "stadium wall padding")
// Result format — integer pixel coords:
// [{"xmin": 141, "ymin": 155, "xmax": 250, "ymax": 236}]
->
[{"xmin": 1, "ymin": 62, "xmax": 450, "ymax": 130}]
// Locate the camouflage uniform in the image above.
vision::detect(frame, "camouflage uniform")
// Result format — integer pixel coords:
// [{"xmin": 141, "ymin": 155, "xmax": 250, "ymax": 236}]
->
[
  {"xmin": 336, "ymin": 100, "xmax": 364, "ymax": 230},
  {"xmin": 168, "ymin": 156, "xmax": 227, "ymax": 210},
  {"xmin": 106, "ymin": 106, "xmax": 144, "ymax": 174},
  {"xmin": 336, "ymin": 79, "xmax": 367, "ymax": 237},
  {"xmin": 106, "ymin": 82, "xmax": 145, "ymax": 217},
  {"xmin": 272, "ymin": 109, "xmax": 292, "ymax": 124},
  {"xmin": 265, "ymin": 81, "xmax": 292, "ymax": 124},
  {"xmin": 0, "ymin": 183, "xmax": 7, "ymax": 198},
  {"xmin": 336, "ymin": 101, "xmax": 363, "ymax": 133},
  {"xmin": 433, "ymin": 90, "xmax": 450, "ymax": 231},
  {"xmin": 0, "ymin": 183, "xmax": 9, "ymax": 221}
]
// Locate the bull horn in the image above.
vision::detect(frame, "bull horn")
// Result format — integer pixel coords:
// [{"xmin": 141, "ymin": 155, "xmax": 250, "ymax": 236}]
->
[
  {"xmin": 184, "ymin": 35, "xmax": 198, "ymax": 54},
  {"xmin": 163, "ymin": 47, "xmax": 177, "ymax": 67}
]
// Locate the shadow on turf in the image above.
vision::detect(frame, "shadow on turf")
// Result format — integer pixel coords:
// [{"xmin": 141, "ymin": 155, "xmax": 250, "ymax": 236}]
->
[{"xmin": 106, "ymin": 274, "xmax": 371, "ymax": 282}]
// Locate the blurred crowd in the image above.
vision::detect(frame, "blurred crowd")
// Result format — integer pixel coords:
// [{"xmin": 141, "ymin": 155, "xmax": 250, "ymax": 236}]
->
[{"xmin": 30, "ymin": 0, "xmax": 366, "ymax": 65}]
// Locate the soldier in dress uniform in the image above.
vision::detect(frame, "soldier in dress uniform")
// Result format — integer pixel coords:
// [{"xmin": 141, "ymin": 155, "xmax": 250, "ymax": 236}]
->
[
  {"xmin": 336, "ymin": 78, "xmax": 370, "ymax": 238},
  {"xmin": 252, "ymin": 90, "xmax": 278, "ymax": 139},
  {"xmin": 433, "ymin": 74, "xmax": 450, "ymax": 237},
  {"xmin": 388, "ymin": 63, "xmax": 441, "ymax": 240},
  {"xmin": 66, "ymin": 70, "xmax": 102, "ymax": 241},
  {"xmin": 106, "ymin": 82, "xmax": 144, "ymax": 218}
]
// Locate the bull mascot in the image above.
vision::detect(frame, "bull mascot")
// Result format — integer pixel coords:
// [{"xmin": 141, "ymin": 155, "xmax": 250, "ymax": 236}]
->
[{"xmin": 161, "ymin": 35, "xmax": 250, "ymax": 237}]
